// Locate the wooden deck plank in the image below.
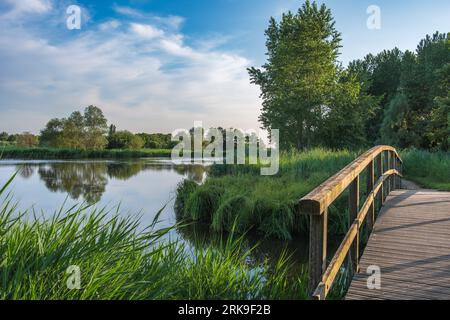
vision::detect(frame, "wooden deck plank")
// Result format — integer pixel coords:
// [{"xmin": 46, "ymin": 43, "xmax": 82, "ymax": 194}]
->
[{"xmin": 346, "ymin": 189, "xmax": 450, "ymax": 300}]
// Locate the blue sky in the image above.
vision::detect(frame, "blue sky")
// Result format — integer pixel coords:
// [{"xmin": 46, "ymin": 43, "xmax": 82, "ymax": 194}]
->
[{"xmin": 1, "ymin": 0, "xmax": 449, "ymax": 134}]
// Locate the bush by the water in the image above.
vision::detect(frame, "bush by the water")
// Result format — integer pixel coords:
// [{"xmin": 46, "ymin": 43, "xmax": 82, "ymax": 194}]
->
[{"xmin": 176, "ymin": 149, "xmax": 358, "ymax": 240}]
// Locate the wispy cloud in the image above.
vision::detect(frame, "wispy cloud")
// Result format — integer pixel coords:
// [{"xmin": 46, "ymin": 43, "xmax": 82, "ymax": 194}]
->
[
  {"xmin": 130, "ymin": 22, "xmax": 165, "ymax": 39},
  {"xmin": 113, "ymin": 4, "xmax": 185, "ymax": 30},
  {"xmin": 0, "ymin": 1, "xmax": 261, "ymax": 134}
]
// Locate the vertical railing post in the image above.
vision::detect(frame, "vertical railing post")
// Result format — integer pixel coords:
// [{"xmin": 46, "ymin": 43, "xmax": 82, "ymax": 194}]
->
[
  {"xmin": 348, "ymin": 176, "xmax": 360, "ymax": 273},
  {"xmin": 366, "ymin": 160, "xmax": 375, "ymax": 240},
  {"xmin": 395, "ymin": 157, "xmax": 402, "ymax": 189},
  {"xmin": 389, "ymin": 151, "xmax": 395, "ymax": 191},
  {"xmin": 308, "ymin": 208, "xmax": 327, "ymax": 298},
  {"xmin": 377, "ymin": 153, "xmax": 384, "ymax": 207},
  {"xmin": 383, "ymin": 151, "xmax": 390, "ymax": 198}
]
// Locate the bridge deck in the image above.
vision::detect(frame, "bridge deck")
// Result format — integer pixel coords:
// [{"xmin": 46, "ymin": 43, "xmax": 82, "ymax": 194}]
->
[{"xmin": 346, "ymin": 189, "xmax": 450, "ymax": 300}]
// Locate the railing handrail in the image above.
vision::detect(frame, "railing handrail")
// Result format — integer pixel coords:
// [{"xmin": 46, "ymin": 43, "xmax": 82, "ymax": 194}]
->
[
  {"xmin": 299, "ymin": 145, "xmax": 402, "ymax": 215},
  {"xmin": 298, "ymin": 145, "xmax": 403, "ymax": 300}
]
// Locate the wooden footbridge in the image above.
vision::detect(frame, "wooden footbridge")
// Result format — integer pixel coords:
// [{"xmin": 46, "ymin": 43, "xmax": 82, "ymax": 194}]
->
[{"xmin": 299, "ymin": 146, "xmax": 450, "ymax": 300}]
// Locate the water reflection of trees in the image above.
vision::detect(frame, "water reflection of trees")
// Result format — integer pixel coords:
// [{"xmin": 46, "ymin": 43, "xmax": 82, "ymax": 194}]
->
[
  {"xmin": 37, "ymin": 162, "xmax": 108, "ymax": 204},
  {"xmin": 14, "ymin": 161, "xmax": 206, "ymax": 205},
  {"xmin": 19, "ymin": 164, "xmax": 35, "ymax": 178},
  {"xmin": 175, "ymin": 222, "xmax": 310, "ymax": 274}
]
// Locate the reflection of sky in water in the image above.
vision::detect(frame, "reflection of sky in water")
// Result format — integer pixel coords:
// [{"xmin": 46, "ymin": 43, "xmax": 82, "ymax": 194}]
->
[{"xmin": 0, "ymin": 159, "xmax": 207, "ymax": 241}]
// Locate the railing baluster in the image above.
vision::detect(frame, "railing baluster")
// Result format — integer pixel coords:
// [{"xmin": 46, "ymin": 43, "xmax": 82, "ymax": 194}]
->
[
  {"xmin": 390, "ymin": 152, "xmax": 395, "ymax": 191},
  {"xmin": 366, "ymin": 160, "xmax": 375, "ymax": 239},
  {"xmin": 395, "ymin": 156, "xmax": 401, "ymax": 189},
  {"xmin": 377, "ymin": 153, "xmax": 384, "ymax": 207},
  {"xmin": 308, "ymin": 208, "xmax": 327, "ymax": 297},
  {"xmin": 348, "ymin": 176, "xmax": 360, "ymax": 273},
  {"xmin": 384, "ymin": 151, "xmax": 390, "ymax": 197}
]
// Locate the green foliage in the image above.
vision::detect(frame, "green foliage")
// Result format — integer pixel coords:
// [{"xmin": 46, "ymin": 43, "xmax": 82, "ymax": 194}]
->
[
  {"xmin": 319, "ymin": 70, "xmax": 370, "ymax": 149},
  {"xmin": 107, "ymin": 130, "xmax": 144, "ymax": 150},
  {"xmin": 137, "ymin": 133, "xmax": 175, "ymax": 149},
  {"xmin": 380, "ymin": 93, "xmax": 410, "ymax": 146},
  {"xmin": 248, "ymin": 0, "xmax": 344, "ymax": 149},
  {"xmin": 15, "ymin": 132, "xmax": 39, "ymax": 148},
  {"xmin": 0, "ymin": 178, "xmax": 308, "ymax": 299},
  {"xmin": 401, "ymin": 149, "xmax": 450, "ymax": 191},
  {"xmin": 0, "ymin": 132, "xmax": 8, "ymax": 141},
  {"xmin": 83, "ymin": 105, "xmax": 108, "ymax": 150},
  {"xmin": 212, "ymin": 195, "xmax": 254, "ymax": 233},
  {"xmin": 251, "ymin": 1, "xmax": 448, "ymax": 151},
  {"xmin": 40, "ymin": 106, "xmax": 108, "ymax": 150},
  {"xmin": 0, "ymin": 147, "xmax": 172, "ymax": 160},
  {"xmin": 176, "ymin": 149, "xmax": 358, "ymax": 240},
  {"xmin": 349, "ymin": 48, "xmax": 404, "ymax": 143},
  {"xmin": 174, "ymin": 179, "xmax": 199, "ymax": 219},
  {"xmin": 377, "ymin": 32, "xmax": 449, "ymax": 151},
  {"xmin": 185, "ymin": 184, "xmax": 225, "ymax": 221}
]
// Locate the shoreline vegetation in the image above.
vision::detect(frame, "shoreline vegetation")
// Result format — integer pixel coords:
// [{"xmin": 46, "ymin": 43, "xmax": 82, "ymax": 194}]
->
[
  {"xmin": 175, "ymin": 148, "xmax": 450, "ymax": 241},
  {"xmin": 0, "ymin": 174, "xmax": 309, "ymax": 300},
  {"xmin": 0, "ymin": 146, "xmax": 172, "ymax": 160},
  {"xmin": 401, "ymin": 149, "xmax": 450, "ymax": 191},
  {"xmin": 0, "ymin": 147, "xmax": 446, "ymax": 299}
]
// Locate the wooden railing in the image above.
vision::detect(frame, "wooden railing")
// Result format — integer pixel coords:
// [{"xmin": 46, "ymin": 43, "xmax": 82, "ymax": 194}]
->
[{"xmin": 298, "ymin": 145, "xmax": 403, "ymax": 300}]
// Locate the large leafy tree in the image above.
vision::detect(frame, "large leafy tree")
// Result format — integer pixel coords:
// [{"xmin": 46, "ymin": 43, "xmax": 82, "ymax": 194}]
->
[
  {"xmin": 319, "ymin": 71, "xmax": 369, "ymax": 149},
  {"xmin": 40, "ymin": 106, "xmax": 109, "ymax": 150},
  {"xmin": 348, "ymin": 48, "xmax": 403, "ymax": 144},
  {"xmin": 83, "ymin": 105, "xmax": 108, "ymax": 150},
  {"xmin": 380, "ymin": 32, "xmax": 449, "ymax": 150},
  {"xmin": 108, "ymin": 131, "xmax": 144, "ymax": 150},
  {"xmin": 248, "ymin": 0, "xmax": 342, "ymax": 149},
  {"xmin": 60, "ymin": 111, "xmax": 86, "ymax": 149},
  {"xmin": 40, "ymin": 118, "xmax": 64, "ymax": 147}
]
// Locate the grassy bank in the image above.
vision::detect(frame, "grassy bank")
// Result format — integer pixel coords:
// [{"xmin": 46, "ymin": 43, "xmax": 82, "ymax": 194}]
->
[
  {"xmin": 175, "ymin": 148, "xmax": 450, "ymax": 240},
  {"xmin": 176, "ymin": 149, "xmax": 359, "ymax": 240},
  {"xmin": 0, "ymin": 174, "xmax": 309, "ymax": 300},
  {"xmin": 0, "ymin": 147, "xmax": 172, "ymax": 160},
  {"xmin": 401, "ymin": 149, "xmax": 450, "ymax": 191}
]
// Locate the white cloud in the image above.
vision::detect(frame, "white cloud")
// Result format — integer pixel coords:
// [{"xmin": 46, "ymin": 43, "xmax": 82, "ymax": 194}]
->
[
  {"xmin": 1, "ymin": 0, "xmax": 52, "ymax": 21},
  {"xmin": 0, "ymin": 4, "xmax": 261, "ymax": 134},
  {"xmin": 112, "ymin": 4, "xmax": 142, "ymax": 18},
  {"xmin": 130, "ymin": 23, "xmax": 164, "ymax": 39},
  {"xmin": 99, "ymin": 19, "xmax": 121, "ymax": 31},
  {"xmin": 6, "ymin": 0, "xmax": 51, "ymax": 14},
  {"xmin": 113, "ymin": 5, "xmax": 184, "ymax": 30}
]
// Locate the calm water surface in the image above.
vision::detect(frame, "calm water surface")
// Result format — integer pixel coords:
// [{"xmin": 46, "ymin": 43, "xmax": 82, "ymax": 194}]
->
[{"xmin": 0, "ymin": 158, "xmax": 309, "ymax": 269}]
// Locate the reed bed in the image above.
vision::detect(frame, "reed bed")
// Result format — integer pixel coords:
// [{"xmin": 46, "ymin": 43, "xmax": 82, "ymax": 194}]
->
[
  {"xmin": 0, "ymin": 174, "xmax": 308, "ymax": 300},
  {"xmin": 0, "ymin": 147, "xmax": 172, "ymax": 160},
  {"xmin": 176, "ymin": 149, "xmax": 358, "ymax": 240}
]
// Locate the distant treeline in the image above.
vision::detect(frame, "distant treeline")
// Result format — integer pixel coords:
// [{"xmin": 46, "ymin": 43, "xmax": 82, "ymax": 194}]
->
[
  {"xmin": 1, "ymin": 106, "xmax": 266, "ymax": 153},
  {"xmin": 0, "ymin": 106, "xmax": 176, "ymax": 150}
]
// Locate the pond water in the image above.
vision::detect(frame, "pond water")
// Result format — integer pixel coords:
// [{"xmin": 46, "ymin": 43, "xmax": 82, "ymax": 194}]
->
[{"xmin": 0, "ymin": 158, "xmax": 310, "ymax": 270}]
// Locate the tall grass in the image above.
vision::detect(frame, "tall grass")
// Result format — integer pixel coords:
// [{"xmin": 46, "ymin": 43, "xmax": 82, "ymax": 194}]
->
[
  {"xmin": 0, "ymin": 174, "xmax": 308, "ymax": 300},
  {"xmin": 176, "ymin": 149, "xmax": 358, "ymax": 240},
  {"xmin": 401, "ymin": 149, "xmax": 450, "ymax": 191},
  {"xmin": 0, "ymin": 147, "xmax": 172, "ymax": 160}
]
